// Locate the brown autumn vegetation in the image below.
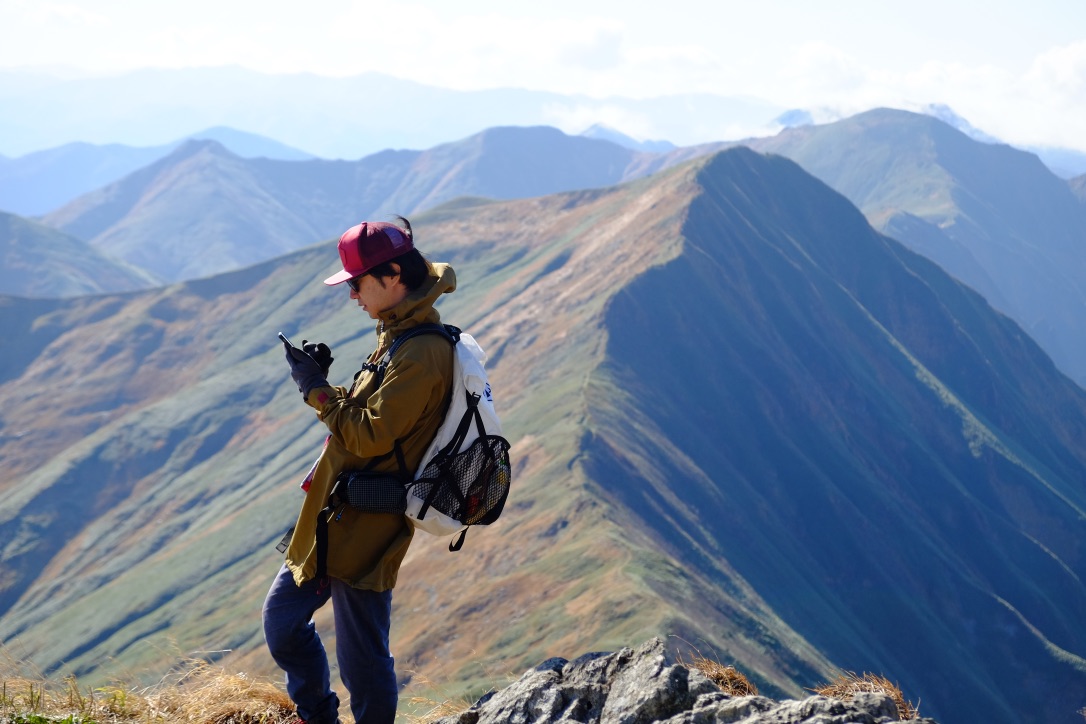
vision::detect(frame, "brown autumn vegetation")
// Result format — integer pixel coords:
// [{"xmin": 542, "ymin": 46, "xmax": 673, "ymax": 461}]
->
[
  {"xmin": 1, "ymin": 651, "xmax": 923, "ymax": 724},
  {"xmin": 811, "ymin": 671, "xmax": 919, "ymax": 720}
]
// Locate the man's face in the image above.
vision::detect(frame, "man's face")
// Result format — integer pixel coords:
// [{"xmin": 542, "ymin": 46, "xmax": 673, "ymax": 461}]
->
[{"xmin": 348, "ymin": 270, "xmax": 408, "ymax": 319}]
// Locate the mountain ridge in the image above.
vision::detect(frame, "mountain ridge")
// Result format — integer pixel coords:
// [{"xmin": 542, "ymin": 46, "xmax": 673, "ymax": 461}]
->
[
  {"xmin": 2, "ymin": 148, "xmax": 1086, "ymax": 723},
  {"xmin": 743, "ymin": 107, "xmax": 1086, "ymax": 387}
]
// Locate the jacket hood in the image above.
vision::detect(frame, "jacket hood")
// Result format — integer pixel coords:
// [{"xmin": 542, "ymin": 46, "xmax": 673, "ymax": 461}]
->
[{"xmin": 376, "ymin": 262, "xmax": 456, "ymax": 335}]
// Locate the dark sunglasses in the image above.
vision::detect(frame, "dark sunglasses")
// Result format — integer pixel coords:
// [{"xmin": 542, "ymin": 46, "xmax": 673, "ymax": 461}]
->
[{"xmin": 346, "ymin": 274, "xmax": 365, "ymax": 293}]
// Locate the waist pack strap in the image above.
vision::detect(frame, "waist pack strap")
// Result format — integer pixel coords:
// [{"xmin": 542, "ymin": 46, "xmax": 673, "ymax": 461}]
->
[{"xmin": 315, "ymin": 504, "xmax": 336, "ymax": 580}]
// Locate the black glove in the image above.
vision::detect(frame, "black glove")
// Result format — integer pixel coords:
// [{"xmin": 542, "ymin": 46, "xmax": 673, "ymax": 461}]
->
[
  {"xmin": 302, "ymin": 339, "xmax": 334, "ymax": 376},
  {"xmin": 283, "ymin": 340, "xmax": 329, "ymax": 399}
]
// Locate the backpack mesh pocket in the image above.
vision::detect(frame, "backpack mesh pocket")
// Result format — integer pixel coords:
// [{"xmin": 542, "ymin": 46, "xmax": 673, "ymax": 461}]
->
[{"xmin": 411, "ymin": 435, "xmax": 511, "ymax": 525}]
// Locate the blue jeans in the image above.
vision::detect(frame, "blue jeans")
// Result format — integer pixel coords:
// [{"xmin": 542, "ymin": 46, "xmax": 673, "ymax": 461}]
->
[{"xmin": 262, "ymin": 564, "xmax": 398, "ymax": 723}]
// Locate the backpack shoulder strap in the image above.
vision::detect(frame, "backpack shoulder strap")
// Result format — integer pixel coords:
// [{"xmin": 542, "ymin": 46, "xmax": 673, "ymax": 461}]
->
[
  {"xmin": 374, "ymin": 324, "xmax": 458, "ymax": 386},
  {"xmin": 380, "ymin": 323, "xmax": 460, "ymax": 480},
  {"xmin": 387, "ymin": 323, "xmax": 459, "ymax": 359}
]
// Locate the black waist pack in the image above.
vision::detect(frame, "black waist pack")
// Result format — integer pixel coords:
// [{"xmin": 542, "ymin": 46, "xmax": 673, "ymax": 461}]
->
[{"xmin": 332, "ymin": 470, "xmax": 407, "ymax": 514}]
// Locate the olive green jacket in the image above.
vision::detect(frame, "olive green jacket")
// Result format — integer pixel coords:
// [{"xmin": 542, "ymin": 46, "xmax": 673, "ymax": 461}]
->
[{"xmin": 285, "ymin": 263, "xmax": 456, "ymax": 590}]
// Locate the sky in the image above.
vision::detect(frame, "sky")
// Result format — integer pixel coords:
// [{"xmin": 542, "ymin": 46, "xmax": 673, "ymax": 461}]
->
[{"xmin": 1, "ymin": 0, "xmax": 1085, "ymax": 152}]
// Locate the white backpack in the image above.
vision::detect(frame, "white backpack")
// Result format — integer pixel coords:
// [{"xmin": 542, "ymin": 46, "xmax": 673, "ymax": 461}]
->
[{"xmin": 384, "ymin": 324, "xmax": 511, "ymax": 550}]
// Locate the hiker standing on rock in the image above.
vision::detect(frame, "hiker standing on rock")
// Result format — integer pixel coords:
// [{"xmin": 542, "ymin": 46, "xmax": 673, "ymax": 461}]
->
[{"xmin": 264, "ymin": 216, "xmax": 456, "ymax": 723}]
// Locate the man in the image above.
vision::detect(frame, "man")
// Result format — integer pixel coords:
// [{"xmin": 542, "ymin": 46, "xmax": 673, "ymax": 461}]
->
[{"xmin": 264, "ymin": 216, "xmax": 456, "ymax": 723}]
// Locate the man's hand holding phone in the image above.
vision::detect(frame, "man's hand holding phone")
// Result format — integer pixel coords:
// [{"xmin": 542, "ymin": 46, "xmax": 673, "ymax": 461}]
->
[{"xmin": 279, "ymin": 331, "xmax": 330, "ymax": 399}]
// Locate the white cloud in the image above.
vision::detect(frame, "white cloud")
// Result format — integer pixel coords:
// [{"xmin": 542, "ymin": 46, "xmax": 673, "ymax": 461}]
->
[
  {"xmin": 778, "ymin": 43, "xmax": 868, "ymax": 99},
  {"xmin": 558, "ymin": 29, "xmax": 624, "ymax": 71},
  {"xmin": 1024, "ymin": 41, "xmax": 1086, "ymax": 102},
  {"xmin": 0, "ymin": 1, "xmax": 1083, "ymax": 152},
  {"xmin": 13, "ymin": 0, "xmax": 108, "ymax": 27}
]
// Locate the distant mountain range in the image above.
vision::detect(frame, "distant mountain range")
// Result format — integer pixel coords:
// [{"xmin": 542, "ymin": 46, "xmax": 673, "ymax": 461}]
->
[
  {"xmin": 580, "ymin": 123, "xmax": 677, "ymax": 152},
  {"xmin": 2, "ymin": 147, "xmax": 1085, "ymax": 724},
  {"xmin": 12, "ymin": 107, "xmax": 1085, "ymax": 393},
  {"xmin": 0, "ymin": 127, "xmax": 313, "ymax": 217},
  {"xmin": 35, "ymin": 127, "xmax": 714, "ymax": 283}
]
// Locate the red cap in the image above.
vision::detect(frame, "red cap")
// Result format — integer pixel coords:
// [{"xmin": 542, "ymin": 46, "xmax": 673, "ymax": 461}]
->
[{"xmin": 323, "ymin": 221, "xmax": 413, "ymax": 286}]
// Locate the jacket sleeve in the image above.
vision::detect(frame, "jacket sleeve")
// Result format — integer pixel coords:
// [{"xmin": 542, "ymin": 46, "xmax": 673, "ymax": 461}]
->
[{"xmin": 305, "ymin": 341, "xmax": 447, "ymax": 459}]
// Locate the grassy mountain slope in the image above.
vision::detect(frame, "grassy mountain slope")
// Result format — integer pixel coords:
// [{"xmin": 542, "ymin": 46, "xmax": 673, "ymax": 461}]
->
[
  {"xmin": 745, "ymin": 108, "xmax": 1086, "ymax": 387},
  {"xmin": 2, "ymin": 148, "xmax": 1085, "ymax": 723},
  {"xmin": 0, "ymin": 210, "xmax": 158, "ymax": 297},
  {"xmin": 0, "ymin": 159, "xmax": 833, "ymax": 705}
]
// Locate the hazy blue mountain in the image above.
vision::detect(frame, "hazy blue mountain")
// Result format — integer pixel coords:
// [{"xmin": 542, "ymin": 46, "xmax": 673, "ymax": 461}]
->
[
  {"xmin": 37, "ymin": 127, "xmax": 682, "ymax": 282},
  {"xmin": 919, "ymin": 102, "xmax": 1003, "ymax": 144},
  {"xmin": 580, "ymin": 123, "xmax": 677, "ymax": 152},
  {"xmin": 0, "ymin": 141, "xmax": 172, "ymax": 217},
  {"xmin": 0, "ymin": 210, "xmax": 158, "ymax": 296},
  {"xmin": 1071, "ymin": 174, "xmax": 1086, "ymax": 200},
  {"xmin": 0, "ymin": 67, "xmax": 784, "ymax": 160},
  {"xmin": 1033, "ymin": 146, "xmax": 1086, "ymax": 179},
  {"xmin": 773, "ymin": 109, "xmax": 815, "ymax": 127},
  {"xmin": 39, "ymin": 139, "xmax": 329, "ymax": 282},
  {"xmin": 746, "ymin": 108, "xmax": 1086, "ymax": 387},
  {"xmin": 919, "ymin": 103, "xmax": 1086, "ymax": 178},
  {"xmin": 2, "ymin": 148, "xmax": 1085, "ymax": 724},
  {"xmin": 0, "ymin": 129, "xmax": 315, "ymax": 217},
  {"xmin": 187, "ymin": 126, "xmax": 315, "ymax": 161}
]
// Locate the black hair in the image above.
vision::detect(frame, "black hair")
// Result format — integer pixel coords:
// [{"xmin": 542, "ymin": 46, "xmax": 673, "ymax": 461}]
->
[{"xmin": 365, "ymin": 215, "xmax": 430, "ymax": 290}]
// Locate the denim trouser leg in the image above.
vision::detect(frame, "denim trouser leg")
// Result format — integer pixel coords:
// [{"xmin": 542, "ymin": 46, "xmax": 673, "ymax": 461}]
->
[
  {"xmin": 262, "ymin": 564, "xmax": 340, "ymax": 723},
  {"xmin": 330, "ymin": 580, "xmax": 397, "ymax": 723}
]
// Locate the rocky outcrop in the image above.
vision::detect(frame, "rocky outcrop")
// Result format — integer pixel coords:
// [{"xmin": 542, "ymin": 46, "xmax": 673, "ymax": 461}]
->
[{"xmin": 435, "ymin": 639, "xmax": 939, "ymax": 724}]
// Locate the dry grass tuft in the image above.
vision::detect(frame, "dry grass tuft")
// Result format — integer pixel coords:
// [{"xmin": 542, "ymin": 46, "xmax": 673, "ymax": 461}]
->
[
  {"xmin": 1, "ymin": 655, "xmax": 297, "ymax": 724},
  {"xmin": 689, "ymin": 656, "xmax": 759, "ymax": 697},
  {"xmin": 399, "ymin": 672, "xmax": 483, "ymax": 724},
  {"xmin": 812, "ymin": 671, "xmax": 918, "ymax": 720},
  {"xmin": 401, "ymin": 695, "xmax": 474, "ymax": 724},
  {"xmin": 149, "ymin": 660, "xmax": 296, "ymax": 724},
  {"xmin": 683, "ymin": 655, "xmax": 759, "ymax": 697}
]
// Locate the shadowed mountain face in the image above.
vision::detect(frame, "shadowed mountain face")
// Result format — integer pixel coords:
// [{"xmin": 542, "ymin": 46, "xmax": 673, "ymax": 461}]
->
[
  {"xmin": 2, "ymin": 149, "xmax": 1085, "ymax": 724},
  {"xmin": 745, "ymin": 108, "xmax": 1086, "ymax": 387},
  {"xmin": 593, "ymin": 149, "xmax": 1086, "ymax": 723}
]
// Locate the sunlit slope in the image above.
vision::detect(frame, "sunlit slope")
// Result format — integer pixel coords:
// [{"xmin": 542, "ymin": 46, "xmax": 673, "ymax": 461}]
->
[
  {"xmin": 590, "ymin": 148, "xmax": 1086, "ymax": 723},
  {"xmin": 4, "ymin": 148, "xmax": 1086, "ymax": 724},
  {"xmin": 0, "ymin": 156, "xmax": 833, "ymax": 703}
]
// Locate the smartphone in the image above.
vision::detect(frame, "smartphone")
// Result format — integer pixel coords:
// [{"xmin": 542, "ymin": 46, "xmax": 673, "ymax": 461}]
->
[{"xmin": 278, "ymin": 332, "xmax": 295, "ymax": 348}]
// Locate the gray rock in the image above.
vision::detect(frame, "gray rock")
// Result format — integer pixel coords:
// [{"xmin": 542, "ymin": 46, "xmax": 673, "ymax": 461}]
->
[
  {"xmin": 432, "ymin": 639, "xmax": 941, "ymax": 724},
  {"xmin": 600, "ymin": 639, "xmax": 720, "ymax": 724}
]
